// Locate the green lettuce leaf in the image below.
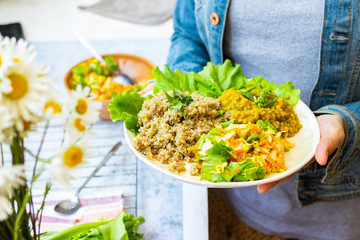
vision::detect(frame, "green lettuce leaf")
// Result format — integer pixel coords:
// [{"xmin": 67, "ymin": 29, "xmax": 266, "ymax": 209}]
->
[
  {"xmin": 198, "ymin": 60, "xmax": 247, "ymax": 93},
  {"xmin": 206, "ymin": 140, "xmax": 233, "ymax": 158},
  {"xmin": 233, "ymin": 159, "xmax": 266, "ymax": 182},
  {"xmin": 200, "ymin": 155, "xmax": 229, "ymax": 182},
  {"xmin": 152, "ymin": 60, "xmax": 300, "ymax": 105},
  {"xmin": 153, "ymin": 59, "xmax": 247, "ymax": 98},
  {"xmin": 40, "ymin": 212, "xmax": 145, "ymax": 240},
  {"xmin": 152, "ymin": 65, "xmax": 200, "ymax": 95},
  {"xmin": 108, "ymin": 91, "xmax": 153, "ymax": 135}
]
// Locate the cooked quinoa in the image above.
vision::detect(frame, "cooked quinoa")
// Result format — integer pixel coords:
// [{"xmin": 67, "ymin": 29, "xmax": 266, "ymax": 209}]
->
[
  {"xmin": 134, "ymin": 91, "xmax": 224, "ymax": 174},
  {"xmin": 219, "ymin": 88, "xmax": 302, "ymax": 137}
]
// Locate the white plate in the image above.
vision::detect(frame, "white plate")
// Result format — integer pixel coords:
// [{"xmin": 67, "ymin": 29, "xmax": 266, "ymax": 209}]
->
[{"xmin": 124, "ymin": 99, "xmax": 320, "ymax": 188}]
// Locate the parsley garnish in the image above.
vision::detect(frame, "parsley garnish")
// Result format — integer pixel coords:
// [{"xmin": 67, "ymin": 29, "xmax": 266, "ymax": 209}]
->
[
  {"xmin": 240, "ymin": 88, "xmax": 278, "ymax": 108},
  {"xmin": 164, "ymin": 90, "xmax": 193, "ymax": 118}
]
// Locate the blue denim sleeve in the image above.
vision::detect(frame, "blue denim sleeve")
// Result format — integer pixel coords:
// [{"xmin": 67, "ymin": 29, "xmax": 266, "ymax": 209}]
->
[
  {"xmin": 166, "ymin": 0, "xmax": 210, "ymax": 72},
  {"xmin": 313, "ymin": 102, "xmax": 360, "ymax": 182}
]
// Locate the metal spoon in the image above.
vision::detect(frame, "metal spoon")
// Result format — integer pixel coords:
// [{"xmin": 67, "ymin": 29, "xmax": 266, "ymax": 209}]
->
[
  {"xmin": 73, "ymin": 29, "xmax": 134, "ymax": 86},
  {"xmin": 54, "ymin": 141, "xmax": 122, "ymax": 214}
]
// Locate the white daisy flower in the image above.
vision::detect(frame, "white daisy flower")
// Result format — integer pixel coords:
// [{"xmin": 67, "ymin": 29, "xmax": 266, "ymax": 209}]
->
[
  {"xmin": 0, "ymin": 105, "xmax": 13, "ymax": 143},
  {"xmin": 43, "ymin": 95, "xmax": 68, "ymax": 120},
  {"xmin": 70, "ymin": 85, "xmax": 101, "ymax": 124},
  {"xmin": 50, "ymin": 139, "xmax": 89, "ymax": 187},
  {"xmin": 0, "ymin": 165, "xmax": 26, "ymax": 221},
  {"xmin": 0, "ymin": 196, "xmax": 12, "ymax": 221},
  {"xmin": 64, "ymin": 118, "xmax": 89, "ymax": 142},
  {"xmin": 0, "ymin": 36, "xmax": 36, "ymax": 70},
  {"xmin": 0, "ymin": 62, "xmax": 55, "ymax": 135},
  {"xmin": 49, "ymin": 157, "xmax": 75, "ymax": 188},
  {"xmin": 0, "ymin": 165, "xmax": 26, "ymax": 196}
]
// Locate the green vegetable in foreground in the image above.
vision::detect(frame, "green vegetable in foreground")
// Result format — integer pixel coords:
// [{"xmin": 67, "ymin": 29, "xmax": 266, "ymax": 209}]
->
[{"xmin": 40, "ymin": 212, "xmax": 145, "ymax": 240}]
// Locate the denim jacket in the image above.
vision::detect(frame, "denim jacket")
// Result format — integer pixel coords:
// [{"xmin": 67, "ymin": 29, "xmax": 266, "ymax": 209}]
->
[{"xmin": 167, "ymin": 0, "xmax": 360, "ymax": 205}]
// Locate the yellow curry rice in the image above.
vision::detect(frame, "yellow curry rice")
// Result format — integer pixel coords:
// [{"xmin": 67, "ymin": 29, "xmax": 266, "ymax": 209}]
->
[
  {"xmin": 133, "ymin": 91, "xmax": 223, "ymax": 173},
  {"xmin": 219, "ymin": 88, "xmax": 302, "ymax": 137}
]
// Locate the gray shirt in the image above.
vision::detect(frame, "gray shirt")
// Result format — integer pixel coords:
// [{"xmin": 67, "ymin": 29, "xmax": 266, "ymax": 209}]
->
[
  {"xmin": 221, "ymin": 1, "xmax": 360, "ymax": 239},
  {"xmin": 223, "ymin": 0, "xmax": 323, "ymax": 105}
]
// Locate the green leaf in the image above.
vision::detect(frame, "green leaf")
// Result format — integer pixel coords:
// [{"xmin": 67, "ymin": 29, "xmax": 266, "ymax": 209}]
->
[
  {"xmin": 104, "ymin": 56, "xmax": 120, "ymax": 72},
  {"xmin": 210, "ymin": 128, "xmax": 222, "ymax": 136},
  {"xmin": 219, "ymin": 120, "xmax": 235, "ymax": 129},
  {"xmin": 200, "ymin": 156, "xmax": 228, "ymax": 182},
  {"xmin": 164, "ymin": 90, "xmax": 193, "ymax": 119},
  {"xmin": 40, "ymin": 212, "xmax": 145, "ymax": 240},
  {"xmin": 256, "ymin": 120, "xmax": 278, "ymax": 133},
  {"xmin": 108, "ymin": 91, "xmax": 153, "ymax": 135},
  {"xmin": 247, "ymin": 76, "xmax": 300, "ymax": 106},
  {"xmin": 152, "ymin": 66, "xmax": 199, "ymax": 95},
  {"xmin": 198, "ymin": 60, "xmax": 247, "ymax": 93},
  {"xmin": 233, "ymin": 159, "xmax": 266, "ymax": 182},
  {"xmin": 206, "ymin": 140, "xmax": 233, "ymax": 158},
  {"xmin": 246, "ymin": 132, "xmax": 265, "ymax": 143},
  {"xmin": 152, "ymin": 59, "xmax": 247, "ymax": 99},
  {"xmin": 217, "ymin": 109, "xmax": 225, "ymax": 117},
  {"xmin": 240, "ymin": 90, "xmax": 254, "ymax": 100},
  {"xmin": 72, "ymin": 66, "xmax": 86, "ymax": 76}
]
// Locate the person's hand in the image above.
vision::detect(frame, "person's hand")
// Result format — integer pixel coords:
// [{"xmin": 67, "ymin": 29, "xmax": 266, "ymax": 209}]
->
[
  {"xmin": 138, "ymin": 82, "xmax": 154, "ymax": 96},
  {"xmin": 256, "ymin": 114, "xmax": 345, "ymax": 194}
]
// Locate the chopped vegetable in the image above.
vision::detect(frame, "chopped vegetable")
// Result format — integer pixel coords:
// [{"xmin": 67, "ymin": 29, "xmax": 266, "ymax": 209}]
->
[
  {"xmin": 71, "ymin": 56, "xmax": 144, "ymax": 100},
  {"xmin": 194, "ymin": 122, "xmax": 294, "ymax": 182}
]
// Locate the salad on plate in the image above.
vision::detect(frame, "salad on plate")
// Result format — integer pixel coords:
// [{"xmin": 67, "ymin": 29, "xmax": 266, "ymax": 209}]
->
[{"xmin": 108, "ymin": 60, "xmax": 319, "ymax": 186}]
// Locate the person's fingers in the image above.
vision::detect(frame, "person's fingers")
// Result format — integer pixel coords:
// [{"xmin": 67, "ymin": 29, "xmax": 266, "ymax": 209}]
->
[
  {"xmin": 314, "ymin": 139, "xmax": 329, "ymax": 165},
  {"xmin": 314, "ymin": 115, "xmax": 345, "ymax": 166},
  {"xmin": 257, "ymin": 181, "xmax": 279, "ymax": 194},
  {"xmin": 138, "ymin": 82, "xmax": 154, "ymax": 96},
  {"xmin": 257, "ymin": 174, "xmax": 294, "ymax": 194}
]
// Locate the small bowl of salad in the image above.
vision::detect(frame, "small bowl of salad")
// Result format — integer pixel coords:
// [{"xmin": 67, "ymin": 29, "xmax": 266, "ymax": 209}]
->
[{"xmin": 65, "ymin": 53, "xmax": 155, "ymax": 120}]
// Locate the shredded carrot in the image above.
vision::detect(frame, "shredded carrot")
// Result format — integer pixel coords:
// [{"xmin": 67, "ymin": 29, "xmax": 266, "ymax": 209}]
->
[{"xmin": 216, "ymin": 123, "xmax": 293, "ymax": 175}]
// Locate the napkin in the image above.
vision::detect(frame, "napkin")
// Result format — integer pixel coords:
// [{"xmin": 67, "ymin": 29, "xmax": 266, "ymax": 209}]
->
[
  {"xmin": 79, "ymin": 0, "xmax": 177, "ymax": 25},
  {"xmin": 32, "ymin": 190, "xmax": 124, "ymax": 233}
]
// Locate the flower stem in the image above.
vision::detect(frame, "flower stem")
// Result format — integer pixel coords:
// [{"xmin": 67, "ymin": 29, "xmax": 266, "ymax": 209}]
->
[
  {"xmin": 1, "ymin": 143, "xmax": 4, "ymax": 166},
  {"xmin": 31, "ymin": 121, "xmax": 49, "ymax": 181},
  {"xmin": 11, "ymin": 132, "xmax": 32, "ymax": 240}
]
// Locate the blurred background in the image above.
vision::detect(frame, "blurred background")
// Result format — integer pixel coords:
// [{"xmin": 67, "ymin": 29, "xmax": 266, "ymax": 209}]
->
[{"xmin": 0, "ymin": 0, "xmax": 175, "ymax": 41}]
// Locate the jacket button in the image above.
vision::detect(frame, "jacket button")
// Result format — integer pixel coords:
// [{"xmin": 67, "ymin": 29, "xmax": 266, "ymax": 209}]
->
[{"xmin": 210, "ymin": 12, "xmax": 220, "ymax": 25}]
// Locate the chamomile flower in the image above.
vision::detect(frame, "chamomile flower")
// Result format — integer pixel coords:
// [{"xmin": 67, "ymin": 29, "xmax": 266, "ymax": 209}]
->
[
  {"xmin": 70, "ymin": 85, "xmax": 101, "ymax": 124},
  {"xmin": 50, "ymin": 139, "xmax": 89, "ymax": 187},
  {"xmin": 0, "ymin": 36, "xmax": 36, "ymax": 70},
  {"xmin": 0, "ymin": 165, "xmax": 26, "ymax": 221},
  {"xmin": 0, "ymin": 105, "xmax": 13, "ymax": 143},
  {"xmin": 49, "ymin": 157, "xmax": 75, "ymax": 188},
  {"xmin": 43, "ymin": 95, "xmax": 67, "ymax": 120},
  {"xmin": 0, "ymin": 62, "xmax": 55, "ymax": 134},
  {"xmin": 0, "ymin": 196, "xmax": 12, "ymax": 221}
]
